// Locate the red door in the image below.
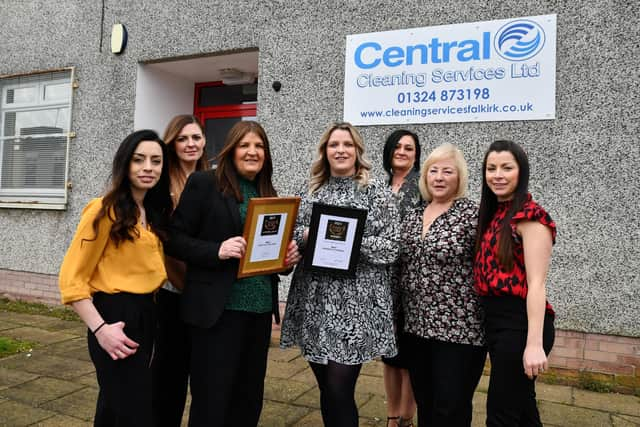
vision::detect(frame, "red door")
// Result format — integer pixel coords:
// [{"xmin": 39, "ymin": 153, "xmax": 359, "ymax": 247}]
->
[{"xmin": 194, "ymin": 82, "xmax": 257, "ymax": 165}]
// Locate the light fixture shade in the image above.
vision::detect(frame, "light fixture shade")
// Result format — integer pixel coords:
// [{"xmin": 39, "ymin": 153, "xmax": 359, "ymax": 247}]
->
[
  {"xmin": 111, "ymin": 24, "xmax": 128, "ymax": 54},
  {"xmin": 219, "ymin": 68, "xmax": 256, "ymax": 85}
]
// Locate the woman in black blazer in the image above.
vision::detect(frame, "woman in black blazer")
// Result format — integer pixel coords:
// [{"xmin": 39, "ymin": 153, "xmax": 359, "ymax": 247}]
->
[{"xmin": 166, "ymin": 121, "xmax": 300, "ymax": 427}]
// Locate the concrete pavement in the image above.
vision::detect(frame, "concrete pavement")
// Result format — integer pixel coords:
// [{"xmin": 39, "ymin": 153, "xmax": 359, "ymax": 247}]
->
[{"xmin": 0, "ymin": 309, "xmax": 638, "ymax": 426}]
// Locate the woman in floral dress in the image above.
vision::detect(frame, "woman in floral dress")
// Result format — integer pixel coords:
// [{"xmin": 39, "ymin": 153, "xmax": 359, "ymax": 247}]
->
[{"xmin": 281, "ymin": 122, "xmax": 399, "ymax": 427}]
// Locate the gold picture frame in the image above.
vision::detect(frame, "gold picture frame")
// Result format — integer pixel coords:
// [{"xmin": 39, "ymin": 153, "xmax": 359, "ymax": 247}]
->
[{"xmin": 237, "ymin": 196, "xmax": 301, "ymax": 278}]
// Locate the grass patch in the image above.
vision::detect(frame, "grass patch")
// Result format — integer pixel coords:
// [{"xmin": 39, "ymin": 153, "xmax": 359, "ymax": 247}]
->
[
  {"xmin": 0, "ymin": 336, "xmax": 34, "ymax": 358},
  {"xmin": 0, "ymin": 297, "xmax": 79, "ymax": 321},
  {"xmin": 577, "ymin": 372, "xmax": 614, "ymax": 393}
]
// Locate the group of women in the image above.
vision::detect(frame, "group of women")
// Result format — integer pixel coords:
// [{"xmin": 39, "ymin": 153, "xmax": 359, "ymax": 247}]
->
[{"xmin": 59, "ymin": 116, "xmax": 556, "ymax": 427}]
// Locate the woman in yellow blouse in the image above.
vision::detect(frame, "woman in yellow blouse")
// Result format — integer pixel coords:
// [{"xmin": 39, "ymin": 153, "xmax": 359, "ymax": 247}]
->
[{"xmin": 59, "ymin": 129, "xmax": 172, "ymax": 427}]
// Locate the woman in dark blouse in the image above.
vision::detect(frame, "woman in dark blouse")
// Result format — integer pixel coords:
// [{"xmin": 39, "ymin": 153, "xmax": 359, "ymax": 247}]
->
[
  {"xmin": 474, "ymin": 140, "xmax": 556, "ymax": 426},
  {"xmin": 381, "ymin": 129, "xmax": 421, "ymax": 427},
  {"xmin": 166, "ymin": 121, "xmax": 301, "ymax": 426},
  {"xmin": 398, "ymin": 143, "xmax": 486, "ymax": 427}
]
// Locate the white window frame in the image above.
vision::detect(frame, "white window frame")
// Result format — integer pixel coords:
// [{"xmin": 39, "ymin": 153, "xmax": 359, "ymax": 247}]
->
[{"xmin": 0, "ymin": 68, "xmax": 75, "ymax": 210}]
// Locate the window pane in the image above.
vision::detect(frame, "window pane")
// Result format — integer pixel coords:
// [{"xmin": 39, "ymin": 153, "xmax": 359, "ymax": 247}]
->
[
  {"xmin": 4, "ymin": 108, "xmax": 69, "ymax": 137},
  {"xmin": 198, "ymin": 83, "xmax": 257, "ymax": 107},
  {"xmin": 0, "ymin": 69, "xmax": 72, "ymax": 204},
  {"xmin": 5, "ymin": 86, "xmax": 37, "ymax": 104},
  {"xmin": 43, "ymin": 83, "xmax": 71, "ymax": 102},
  {"xmin": 1, "ymin": 136, "xmax": 66, "ymax": 189}
]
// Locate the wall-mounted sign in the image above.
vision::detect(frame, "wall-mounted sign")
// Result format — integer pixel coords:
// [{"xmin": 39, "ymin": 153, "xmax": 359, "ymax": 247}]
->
[{"xmin": 344, "ymin": 15, "xmax": 556, "ymax": 125}]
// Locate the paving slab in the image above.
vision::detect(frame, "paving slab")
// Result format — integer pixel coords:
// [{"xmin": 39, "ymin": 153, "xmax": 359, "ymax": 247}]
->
[
  {"xmin": 355, "ymin": 373, "xmax": 385, "ymax": 396},
  {"xmin": 0, "ymin": 398, "xmax": 56, "ymax": 426},
  {"xmin": 538, "ymin": 400, "xmax": 612, "ymax": 426},
  {"xmin": 536, "ymin": 382, "xmax": 574, "ymax": 405},
  {"xmin": 291, "ymin": 409, "xmax": 324, "ymax": 426},
  {"xmin": 612, "ymin": 414, "xmax": 640, "ymax": 426},
  {"xmin": 263, "ymin": 377, "xmax": 315, "ymax": 403},
  {"xmin": 40, "ymin": 387, "xmax": 98, "ymax": 421},
  {"xmin": 293, "ymin": 387, "xmax": 372, "ymax": 410},
  {"xmin": 2, "ymin": 310, "xmax": 640, "ymax": 426},
  {"xmin": 360, "ymin": 418, "xmax": 386, "ymax": 426},
  {"xmin": 360, "ymin": 360, "xmax": 384, "ymax": 377},
  {"xmin": 0, "ymin": 320, "xmax": 20, "ymax": 331},
  {"xmin": 289, "ymin": 366, "xmax": 317, "ymax": 386},
  {"xmin": 266, "ymin": 357, "xmax": 309, "ymax": 380},
  {"xmin": 0, "ymin": 376, "xmax": 86, "ymax": 406},
  {"xmin": 259, "ymin": 400, "xmax": 311, "ymax": 426},
  {"xmin": 25, "ymin": 318, "xmax": 82, "ymax": 333},
  {"xmin": 0, "ymin": 313, "xmax": 79, "ymax": 332},
  {"xmin": 33, "ymin": 414, "xmax": 93, "ymax": 426},
  {"xmin": 0, "ymin": 366, "xmax": 39, "ymax": 390},
  {"xmin": 62, "ymin": 325, "xmax": 90, "ymax": 337},
  {"xmin": 472, "ymin": 391, "xmax": 488, "ymax": 427},
  {"xmin": 269, "ymin": 347, "xmax": 304, "ymax": 363},
  {"xmin": 573, "ymin": 388, "xmax": 640, "ymax": 417},
  {"xmin": 357, "ymin": 393, "xmax": 387, "ymax": 420},
  {"xmin": 476, "ymin": 374, "xmax": 489, "ymax": 393},
  {"xmin": 1, "ymin": 326, "xmax": 77, "ymax": 346},
  {"xmin": 56, "ymin": 347, "xmax": 94, "ymax": 363},
  {"xmin": 74, "ymin": 372, "xmax": 98, "ymax": 388},
  {"xmin": 0, "ymin": 352, "xmax": 95, "ymax": 380},
  {"xmin": 44, "ymin": 337, "xmax": 87, "ymax": 355}
]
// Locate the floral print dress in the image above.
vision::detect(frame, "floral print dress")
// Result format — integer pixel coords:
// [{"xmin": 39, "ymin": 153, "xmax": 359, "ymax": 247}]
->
[
  {"xmin": 280, "ymin": 176, "xmax": 400, "ymax": 364},
  {"xmin": 399, "ymin": 197, "xmax": 485, "ymax": 346}
]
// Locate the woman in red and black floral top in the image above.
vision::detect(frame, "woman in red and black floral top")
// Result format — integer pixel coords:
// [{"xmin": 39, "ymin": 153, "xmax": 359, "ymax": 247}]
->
[{"xmin": 474, "ymin": 140, "xmax": 556, "ymax": 427}]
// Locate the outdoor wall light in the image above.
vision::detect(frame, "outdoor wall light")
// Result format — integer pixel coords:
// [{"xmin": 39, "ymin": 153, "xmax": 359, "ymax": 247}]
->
[
  {"xmin": 272, "ymin": 81, "xmax": 282, "ymax": 92},
  {"xmin": 111, "ymin": 23, "xmax": 128, "ymax": 54},
  {"xmin": 219, "ymin": 68, "xmax": 256, "ymax": 85}
]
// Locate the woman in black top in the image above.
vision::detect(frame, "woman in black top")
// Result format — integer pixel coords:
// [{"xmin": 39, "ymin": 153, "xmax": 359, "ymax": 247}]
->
[
  {"xmin": 381, "ymin": 129, "xmax": 421, "ymax": 427},
  {"xmin": 166, "ymin": 121, "xmax": 300, "ymax": 426}
]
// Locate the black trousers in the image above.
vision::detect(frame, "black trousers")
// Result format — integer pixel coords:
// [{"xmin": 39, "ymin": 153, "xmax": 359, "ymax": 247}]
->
[
  {"xmin": 404, "ymin": 334, "xmax": 487, "ymax": 427},
  {"xmin": 482, "ymin": 297, "xmax": 555, "ymax": 427},
  {"xmin": 187, "ymin": 310, "xmax": 272, "ymax": 427},
  {"xmin": 88, "ymin": 292, "xmax": 156, "ymax": 427},
  {"xmin": 152, "ymin": 288, "xmax": 190, "ymax": 427}
]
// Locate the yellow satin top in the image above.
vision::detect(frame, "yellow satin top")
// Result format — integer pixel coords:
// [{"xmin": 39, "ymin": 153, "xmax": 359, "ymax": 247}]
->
[{"xmin": 58, "ymin": 198, "xmax": 167, "ymax": 304}]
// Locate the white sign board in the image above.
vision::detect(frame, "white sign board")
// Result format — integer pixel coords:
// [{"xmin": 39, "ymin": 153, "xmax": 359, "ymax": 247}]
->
[{"xmin": 344, "ymin": 15, "xmax": 556, "ymax": 125}]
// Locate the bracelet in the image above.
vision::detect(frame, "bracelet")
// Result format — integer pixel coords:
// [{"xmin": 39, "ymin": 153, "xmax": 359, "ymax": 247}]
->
[{"xmin": 92, "ymin": 321, "xmax": 106, "ymax": 335}]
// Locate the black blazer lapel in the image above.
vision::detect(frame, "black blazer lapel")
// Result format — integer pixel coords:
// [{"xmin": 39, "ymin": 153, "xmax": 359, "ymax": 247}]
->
[{"xmin": 224, "ymin": 195, "xmax": 242, "ymax": 235}]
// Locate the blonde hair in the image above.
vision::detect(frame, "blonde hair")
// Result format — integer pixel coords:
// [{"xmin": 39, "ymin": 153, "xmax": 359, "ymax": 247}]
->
[
  {"xmin": 308, "ymin": 122, "xmax": 371, "ymax": 193},
  {"xmin": 418, "ymin": 143, "xmax": 469, "ymax": 201}
]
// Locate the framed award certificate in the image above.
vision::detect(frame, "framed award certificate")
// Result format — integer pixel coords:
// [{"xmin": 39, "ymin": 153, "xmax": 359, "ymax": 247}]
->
[
  {"xmin": 237, "ymin": 197, "xmax": 301, "ymax": 278},
  {"xmin": 303, "ymin": 203, "xmax": 367, "ymax": 277}
]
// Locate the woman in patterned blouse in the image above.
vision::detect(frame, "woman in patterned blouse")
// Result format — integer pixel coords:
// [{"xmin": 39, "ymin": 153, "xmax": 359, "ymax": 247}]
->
[
  {"xmin": 474, "ymin": 140, "xmax": 556, "ymax": 426},
  {"xmin": 281, "ymin": 122, "xmax": 399, "ymax": 427},
  {"xmin": 381, "ymin": 130, "xmax": 421, "ymax": 427},
  {"xmin": 398, "ymin": 143, "xmax": 487, "ymax": 426}
]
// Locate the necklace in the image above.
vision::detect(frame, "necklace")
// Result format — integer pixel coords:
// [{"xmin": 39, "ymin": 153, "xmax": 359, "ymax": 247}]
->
[{"xmin": 137, "ymin": 204, "xmax": 147, "ymax": 229}]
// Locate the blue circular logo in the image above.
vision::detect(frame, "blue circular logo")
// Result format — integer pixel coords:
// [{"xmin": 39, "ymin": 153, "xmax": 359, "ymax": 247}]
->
[{"xmin": 494, "ymin": 19, "xmax": 546, "ymax": 61}]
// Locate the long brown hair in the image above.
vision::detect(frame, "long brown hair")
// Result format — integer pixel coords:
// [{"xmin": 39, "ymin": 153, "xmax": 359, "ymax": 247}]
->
[
  {"xmin": 215, "ymin": 121, "xmax": 277, "ymax": 201},
  {"xmin": 163, "ymin": 115, "xmax": 209, "ymax": 208}
]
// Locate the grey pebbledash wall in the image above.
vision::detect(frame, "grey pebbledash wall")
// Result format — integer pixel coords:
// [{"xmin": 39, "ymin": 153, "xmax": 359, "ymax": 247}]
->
[{"xmin": 0, "ymin": 1, "xmax": 637, "ymax": 337}]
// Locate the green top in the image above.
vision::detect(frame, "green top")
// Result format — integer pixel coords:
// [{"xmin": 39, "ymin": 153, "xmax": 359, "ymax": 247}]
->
[{"xmin": 224, "ymin": 176, "xmax": 273, "ymax": 313}]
